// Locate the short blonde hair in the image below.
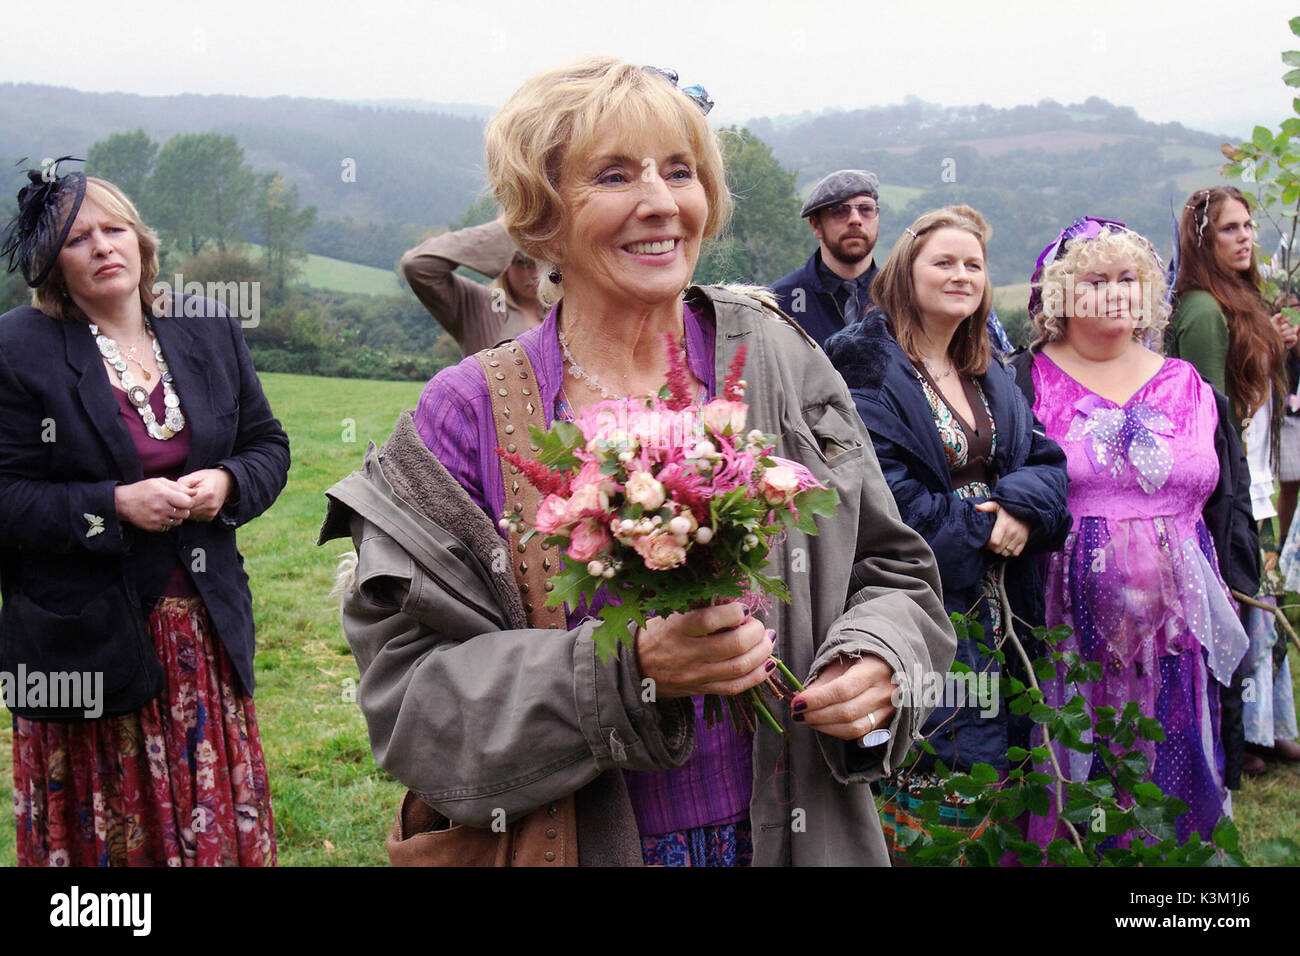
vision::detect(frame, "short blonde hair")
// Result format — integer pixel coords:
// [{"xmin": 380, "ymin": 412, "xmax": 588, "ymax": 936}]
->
[
  {"xmin": 1031, "ymin": 228, "xmax": 1169, "ymax": 348},
  {"xmin": 484, "ymin": 56, "xmax": 732, "ymax": 301},
  {"xmin": 872, "ymin": 205, "xmax": 994, "ymax": 377},
  {"xmin": 33, "ymin": 177, "xmax": 161, "ymax": 321}
]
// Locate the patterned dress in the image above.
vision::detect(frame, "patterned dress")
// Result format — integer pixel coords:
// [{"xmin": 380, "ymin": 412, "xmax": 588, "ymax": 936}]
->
[
  {"xmin": 11, "ymin": 384, "xmax": 276, "ymax": 867},
  {"xmin": 879, "ymin": 366, "xmax": 998, "ymax": 863},
  {"xmin": 1028, "ymin": 353, "xmax": 1248, "ymax": 846}
]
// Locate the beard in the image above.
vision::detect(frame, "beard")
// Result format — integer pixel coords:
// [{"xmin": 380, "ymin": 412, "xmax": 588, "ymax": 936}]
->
[{"xmin": 825, "ymin": 233, "xmax": 875, "ymax": 266}]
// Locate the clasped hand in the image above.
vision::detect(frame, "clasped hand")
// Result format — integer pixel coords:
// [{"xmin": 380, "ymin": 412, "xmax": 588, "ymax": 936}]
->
[
  {"xmin": 975, "ymin": 500, "xmax": 1030, "ymax": 558},
  {"xmin": 114, "ymin": 468, "xmax": 232, "ymax": 531}
]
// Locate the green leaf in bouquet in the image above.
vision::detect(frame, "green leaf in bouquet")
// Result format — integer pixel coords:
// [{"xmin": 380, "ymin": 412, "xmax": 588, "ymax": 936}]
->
[
  {"xmin": 598, "ymin": 459, "xmax": 622, "ymax": 477},
  {"xmin": 788, "ymin": 486, "xmax": 841, "ymax": 534},
  {"xmin": 543, "ymin": 561, "xmax": 597, "ymax": 610},
  {"xmin": 752, "ymin": 570, "xmax": 791, "ymax": 604},
  {"xmin": 590, "ymin": 600, "xmax": 643, "ymax": 664},
  {"xmin": 530, "ymin": 421, "xmax": 584, "ymax": 471}
]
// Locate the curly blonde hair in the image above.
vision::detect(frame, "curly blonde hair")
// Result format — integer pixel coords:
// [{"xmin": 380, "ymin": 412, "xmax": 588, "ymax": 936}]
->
[
  {"xmin": 32, "ymin": 177, "xmax": 161, "ymax": 322},
  {"xmin": 1031, "ymin": 228, "xmax": 1169, "ymax": 348},
  {"xmin": 483, "ymin": 56, "xmax": 732, "ymax": 305}
]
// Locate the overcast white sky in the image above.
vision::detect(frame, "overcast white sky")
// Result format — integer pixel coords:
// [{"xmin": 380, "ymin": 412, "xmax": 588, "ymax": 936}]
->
[{"xmin": 6, "ymin": 0, "xmax": 1297, "ymax": 136}]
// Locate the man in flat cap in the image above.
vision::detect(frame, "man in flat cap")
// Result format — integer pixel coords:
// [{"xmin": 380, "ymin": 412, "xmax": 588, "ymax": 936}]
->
[{"xmin": 770, "ymin": 169, "xmax": 881, "ymax": 348}]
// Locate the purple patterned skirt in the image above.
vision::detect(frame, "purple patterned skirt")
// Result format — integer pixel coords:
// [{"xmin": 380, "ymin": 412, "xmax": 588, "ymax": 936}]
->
[{"xmin": 1029, "ymin": 518, "xmax": 1242, "ymax": 848}]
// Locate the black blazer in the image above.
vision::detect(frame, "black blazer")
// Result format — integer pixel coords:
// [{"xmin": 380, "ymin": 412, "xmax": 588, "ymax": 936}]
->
[{"xmin": 0, "ymin": 298, "xmax": 289, "ymax": 715}]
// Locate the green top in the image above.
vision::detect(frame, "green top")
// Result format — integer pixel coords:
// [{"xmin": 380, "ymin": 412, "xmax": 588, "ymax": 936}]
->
[{"xmin": 1168, "ymin": 289, "xmax": 1229, "ymax": 396}]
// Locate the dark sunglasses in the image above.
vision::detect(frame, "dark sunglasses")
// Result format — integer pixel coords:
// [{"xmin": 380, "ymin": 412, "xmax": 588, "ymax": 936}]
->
[{"xmin": 825, "ymin": 202, "xmax": 878, "ymax": 222}]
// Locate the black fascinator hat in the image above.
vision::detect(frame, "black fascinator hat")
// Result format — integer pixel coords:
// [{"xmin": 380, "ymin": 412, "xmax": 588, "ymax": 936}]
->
[{"xmin": 1, "ymin": 157, "xmax": 87, "ymax": 288}]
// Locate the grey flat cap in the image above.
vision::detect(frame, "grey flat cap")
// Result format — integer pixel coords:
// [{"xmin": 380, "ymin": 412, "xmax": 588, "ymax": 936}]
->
[{"xmin": 800, "ymin": 169, "xmax": 880, "ymax": 218}]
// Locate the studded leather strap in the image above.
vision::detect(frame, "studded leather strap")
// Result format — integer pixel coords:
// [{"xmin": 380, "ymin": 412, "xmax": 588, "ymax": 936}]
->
[
  {"xmin": 477, "ymin": 342, "xmax": 567, "ymax": 630},
  {"xmin": 475, "ymin": 341, "xmax": 576, "ymax": 864}
]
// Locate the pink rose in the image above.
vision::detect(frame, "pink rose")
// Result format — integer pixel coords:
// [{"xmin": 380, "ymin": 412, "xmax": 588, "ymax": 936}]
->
[
  {"xmin": 535, "ymin": 494, "xmax": 572, "ymax": 535},
  {"xmin": 624, "ymin": 470, "xmax": 666, "ymax": 511},
  {"xmin": 566, "ymin": 483, "xmax": 609, "ymax": 522},
  {"xmin": 759, "ymin": 464, "xmax": 800, "ymax": 505},
  {"xmin": 633, "ymin": 530, "xmax": 688, "ymax": 570},
  {"xmin": 572, "ymin": 459, "xmax": 616, "ymax": 494},
  {"xmin": 568, "ymin": 519, "xmax": 611, "ymax": 562},
  {"xmin": 700, "ymin": 399, "xmax": 747, "ymax": 436}
]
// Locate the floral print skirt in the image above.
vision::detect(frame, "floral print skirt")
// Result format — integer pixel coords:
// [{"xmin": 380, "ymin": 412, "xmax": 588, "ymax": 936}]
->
[{"xmin": 12, "ymin": 597, "xmax": 276, "ymax": 866}]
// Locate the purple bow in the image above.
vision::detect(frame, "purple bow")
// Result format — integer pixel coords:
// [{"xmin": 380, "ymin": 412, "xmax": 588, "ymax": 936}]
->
[{"xmin": 1065, "ymin": 394, "xmax": 1175, "ymax": 494}]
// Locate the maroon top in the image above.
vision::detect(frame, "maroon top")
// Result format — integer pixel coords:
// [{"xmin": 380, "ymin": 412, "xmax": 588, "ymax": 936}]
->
[{"xmin": 113, "ymin": 382, "xmax": 197, "ymax": 597}]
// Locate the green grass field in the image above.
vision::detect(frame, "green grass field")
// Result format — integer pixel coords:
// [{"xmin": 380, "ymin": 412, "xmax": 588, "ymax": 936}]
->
[
  {"xmin": 0, "ymin": 371, "xmax": 1297, "ymax": 866},
  {"xmin": 240, "ymin": 242, "xmax": 405, "ymax": 297}
]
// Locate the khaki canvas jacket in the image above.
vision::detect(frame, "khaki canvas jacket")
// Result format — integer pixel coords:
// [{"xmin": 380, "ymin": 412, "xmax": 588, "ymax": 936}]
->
[
  {"xmin": 319, "ymin": 285, "xmax": 955, "ymax": 866},
  {"xmin": 400, "ymin": 219, "xmax": 534, "ymax": 357}
]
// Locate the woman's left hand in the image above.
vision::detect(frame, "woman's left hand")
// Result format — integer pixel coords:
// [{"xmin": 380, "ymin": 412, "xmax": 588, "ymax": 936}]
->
[
  {"xmin": 178, "ymin": 468, "xmax": 232, "ymax": 522},
  {"xmin": 1272, "ymin": 311, "xmax": 1299, "ymax": 350},
  {"xmin": 975, "ymin": 500, "xmax": 1030, "ymax": 558},
  {"xmin": 792, "ymin": 654, "xmax": 896, "ymax": 741}
]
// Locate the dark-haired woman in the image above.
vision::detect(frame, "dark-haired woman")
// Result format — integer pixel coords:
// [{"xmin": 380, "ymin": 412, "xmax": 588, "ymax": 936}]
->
[
  {"xmin": 826, "ymin": 204, "xmax": 1070, "ymax": 861},
  {"xmin": 1168, "ymin": 186, "xmax": 1300, "ymax": 771}
]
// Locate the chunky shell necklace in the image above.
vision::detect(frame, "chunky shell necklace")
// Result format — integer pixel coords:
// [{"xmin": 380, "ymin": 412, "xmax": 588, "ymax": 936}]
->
[{"xmin": 89, "ymin": 318, "xmax": 186, "ymax": 440}]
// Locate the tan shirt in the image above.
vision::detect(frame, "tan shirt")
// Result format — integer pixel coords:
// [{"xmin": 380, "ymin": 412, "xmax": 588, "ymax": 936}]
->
[{"xmin": 400, "ymin": 219, "xmax": 535, "ymax": 357}]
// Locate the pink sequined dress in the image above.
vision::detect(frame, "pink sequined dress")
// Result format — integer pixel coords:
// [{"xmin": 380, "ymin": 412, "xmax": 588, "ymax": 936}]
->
[{"xmin": 1029, "ymin": 353, "xmax": 1249, "ymax": 845}]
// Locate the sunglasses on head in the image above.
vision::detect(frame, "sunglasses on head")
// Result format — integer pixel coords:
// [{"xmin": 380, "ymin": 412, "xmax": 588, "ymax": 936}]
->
[{"xmin": 641, "ymin": 66, "xmax": 714, "ymax": 115}]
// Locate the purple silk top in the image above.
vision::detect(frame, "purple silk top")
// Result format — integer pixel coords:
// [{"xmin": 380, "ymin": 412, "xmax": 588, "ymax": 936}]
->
[
  {"xmin": 113, "ymin": 383, "xmax": 197, "ymax": 597},
  {"xmin": 414, "ymin": 301, "xmax": 754, "ymax": 836}
]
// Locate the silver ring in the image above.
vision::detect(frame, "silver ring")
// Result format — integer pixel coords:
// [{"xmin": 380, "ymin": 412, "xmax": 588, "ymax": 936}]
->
[{"xmin": 867, "ymin": 710, "xmax": 877, "ymax": 731}]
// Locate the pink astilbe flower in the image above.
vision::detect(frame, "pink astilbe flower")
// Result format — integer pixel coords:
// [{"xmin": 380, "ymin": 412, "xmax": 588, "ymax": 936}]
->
[
  {"xmin": 722, "ymin": 345, "xmax": 748, "ymax": 402},
  {"xmin": 497, "ymin": 448, "xmax": 569, "ymax": 496},
  {"xmin": 663, "ymin": 332, "xmax": 695, "ymax": 411}
]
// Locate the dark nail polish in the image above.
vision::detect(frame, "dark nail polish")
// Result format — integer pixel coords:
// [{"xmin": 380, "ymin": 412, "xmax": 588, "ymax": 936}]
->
[
  {"xmin": 765, "ymin": 659, "xmax": 776, "ymax": 672},
  {"xmin": 792, "ymin": 712, "xmax": 804, "ymax": 723},
  {"xmin": 792, "ymin": 700, "xmax": 806, "ymax": 712}
]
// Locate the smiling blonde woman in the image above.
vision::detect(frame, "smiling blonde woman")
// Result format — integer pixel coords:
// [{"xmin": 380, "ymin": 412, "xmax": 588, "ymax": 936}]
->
[{"xmin": 323, "ymin": 56, "xmax": 956, "ymax": 867}]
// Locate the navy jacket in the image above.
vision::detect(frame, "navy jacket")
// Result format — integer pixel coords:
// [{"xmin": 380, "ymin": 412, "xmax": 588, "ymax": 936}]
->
[
  {"xmin": 826, "ymin": 310, "xmax": 1071, "ymax": 770},
  {"xmin": 0, "ymin": 299, "xmax": 289, "ymax": 715},
  {"xmin": 770, "ymin": 250, "xmax": 875, "ymax": 349}
]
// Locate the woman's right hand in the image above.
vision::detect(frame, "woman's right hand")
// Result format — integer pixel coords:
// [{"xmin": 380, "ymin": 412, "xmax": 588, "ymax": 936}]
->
[
  {"xmin": 114, "ymin": 477, "xmax": 194, "ymax": 532},
  {"xmin": 634, "ymin": 603, "xmax": 773, "ymax": 699}
]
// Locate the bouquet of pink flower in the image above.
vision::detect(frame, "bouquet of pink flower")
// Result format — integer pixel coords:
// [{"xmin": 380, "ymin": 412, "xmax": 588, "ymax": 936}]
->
[{"xmin": 498, "ymin": 336, "xmax": 839, "ymax": 732}]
